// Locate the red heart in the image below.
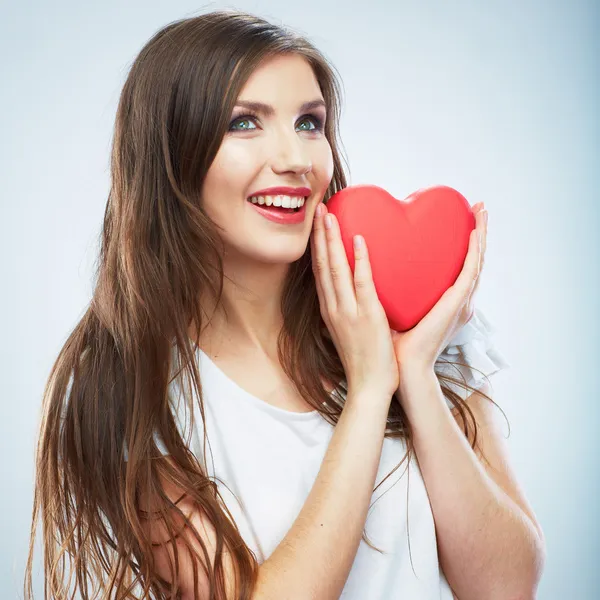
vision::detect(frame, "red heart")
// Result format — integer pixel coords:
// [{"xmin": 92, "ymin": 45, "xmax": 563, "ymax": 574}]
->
[{"xmin": 325, "ymin": 184, "xmax": 476, "ymax": 332}]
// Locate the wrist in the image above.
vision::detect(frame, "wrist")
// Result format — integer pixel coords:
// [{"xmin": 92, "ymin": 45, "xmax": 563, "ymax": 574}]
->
[
  {"xmin": 397, "ymin": 361, "xmax": 436, "ymax": 383},
  {"xmin": 345, "ymin": 376, "xmax": 397, "ymax": 404},
  {"xmin": 345, "ymin": 385, "xmax": 393, "ymax": 416},
  {"xmin": 394, "ymin": 363, "xmax": 439, "ymax": 406}
]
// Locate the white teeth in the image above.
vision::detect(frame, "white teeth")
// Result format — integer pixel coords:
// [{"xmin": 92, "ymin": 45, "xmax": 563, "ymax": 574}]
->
[{"xmin": 247, "ymin": 194, "xmax": 306, "ymax": 208}]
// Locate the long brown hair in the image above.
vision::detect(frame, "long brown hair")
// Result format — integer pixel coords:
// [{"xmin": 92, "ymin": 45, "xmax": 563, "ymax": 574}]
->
[{"xmin": 24, "ymin": 8, "xmax": 507, "ymax": 599}]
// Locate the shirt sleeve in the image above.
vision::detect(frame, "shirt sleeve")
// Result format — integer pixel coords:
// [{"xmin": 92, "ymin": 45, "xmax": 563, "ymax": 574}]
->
[{"xmin": 434, "ymin": 307, "xmax": 511, "ymax": 406}]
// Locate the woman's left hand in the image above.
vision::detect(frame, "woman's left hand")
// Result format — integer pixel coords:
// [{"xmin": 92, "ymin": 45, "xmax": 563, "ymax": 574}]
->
[{"xmin": 390, "ymin": 202, "xmax": 488, "ymax": 373}]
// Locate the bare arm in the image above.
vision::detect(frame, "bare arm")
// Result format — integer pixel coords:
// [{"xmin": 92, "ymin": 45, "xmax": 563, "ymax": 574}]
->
[
  {"xmin": 399, "ymin": 370, "xmax": 545, "ymax": 600},
  {"xmin": 142, "ymin": 387, "xmax": 391, "ymax": 600}
]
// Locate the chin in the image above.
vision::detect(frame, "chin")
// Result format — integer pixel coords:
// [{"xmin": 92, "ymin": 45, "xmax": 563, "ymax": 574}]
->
[
  {"xmin": 260, "ymin": 247, "xmax": 307, "ymax": 265},
  {"xmin": 241, "ymin": 240, "xmax": 308, "ymax": 265}
]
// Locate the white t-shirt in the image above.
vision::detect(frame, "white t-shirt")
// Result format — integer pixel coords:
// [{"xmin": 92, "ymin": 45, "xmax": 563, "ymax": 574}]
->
[{"xmin": 153, "ymin": 307, "xmax": 510, "ymax": 599}]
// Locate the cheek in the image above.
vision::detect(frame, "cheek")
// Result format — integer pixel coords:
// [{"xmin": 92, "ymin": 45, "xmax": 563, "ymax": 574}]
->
[
  {"xmin": 201, "ymin": 148, "xmax": 256, "ymax": 217},
  {"xmin": 314, "ymin": 141, "xmax": 334, "ymax": 187}
]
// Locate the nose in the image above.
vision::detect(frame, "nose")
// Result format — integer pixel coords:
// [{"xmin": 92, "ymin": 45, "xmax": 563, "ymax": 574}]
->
[{"xmin": 269, "ymin": 125, "xmax": 313, "ymax": 176}]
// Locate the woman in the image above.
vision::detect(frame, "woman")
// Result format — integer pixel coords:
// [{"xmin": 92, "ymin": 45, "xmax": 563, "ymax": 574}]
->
[{"xmin": 24, "ymin": 9, "xmax": 545, "ymax": 600}]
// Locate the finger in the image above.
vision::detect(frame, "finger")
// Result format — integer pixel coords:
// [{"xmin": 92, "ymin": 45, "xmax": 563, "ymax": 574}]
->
[
  {"xmin": 323, "ymin": 211, "xmax": 357, "ymax": 314},
  {"xmin": 454, "ymin": 210, "xmax": 486, "ymax": 299},
  {"xmin": 473, "ymin": 209, "xmax": 487, "ymax": 290},
  {"xmin": 312, "ymin": 253, "xmax": 330, "ymax": 325},
  {"xmin": 482, "ymin": 208, "xmax": 487, "ymax": 255},
  {"xmin": 468, "ymin": 209, "xmax": 487, "ymax": 302},
  {"xmin": 311, "ymin": 222, "xmax": 331, "ymax": 309},
  {"xmin": 311, "ymin": 206, "xmax": 338, "ymax": 313},
  {"xmin": 352, "ymin": 235, "xmax": 380, "ymax": 309}
]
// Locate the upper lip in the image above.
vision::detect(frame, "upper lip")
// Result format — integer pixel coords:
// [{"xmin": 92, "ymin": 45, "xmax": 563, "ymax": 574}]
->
[{"xmin": 247, "ymin": 186, "xmax": 311, "ymax": 198}]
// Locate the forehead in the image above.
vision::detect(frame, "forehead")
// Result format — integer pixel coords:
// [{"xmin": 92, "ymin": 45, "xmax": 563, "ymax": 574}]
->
[{"xmin": 236, "ymin": 54, "xmax": 324, "ymax": 109}]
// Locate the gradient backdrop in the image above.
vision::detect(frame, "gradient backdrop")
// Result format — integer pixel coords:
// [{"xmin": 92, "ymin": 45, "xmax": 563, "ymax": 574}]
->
[{"xmin": 2, "ymin": 1, "xmax": 598, "ymax": 597}]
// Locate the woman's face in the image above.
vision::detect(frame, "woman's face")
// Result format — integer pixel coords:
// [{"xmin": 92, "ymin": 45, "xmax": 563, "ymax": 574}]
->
[{"xmin": 200, "ymin": 53, "xmax": 334, "ymax": 265}]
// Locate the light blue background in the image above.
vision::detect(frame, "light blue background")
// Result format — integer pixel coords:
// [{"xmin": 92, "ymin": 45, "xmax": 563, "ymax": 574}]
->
[{"xmin": 2, "ymin": 1, "xmax": 598, "ymax": 598}]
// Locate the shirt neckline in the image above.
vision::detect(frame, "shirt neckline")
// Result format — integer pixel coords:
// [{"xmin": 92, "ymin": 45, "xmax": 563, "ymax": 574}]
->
[{"xmin": 196, "ymin": 347, "xmax": 324, "ymax": 421}]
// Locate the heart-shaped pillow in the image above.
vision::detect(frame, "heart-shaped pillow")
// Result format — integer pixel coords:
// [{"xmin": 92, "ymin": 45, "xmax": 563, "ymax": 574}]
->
[{"xmin": 325, "ymin": 184, "xmax": 476, "ymax": 332}]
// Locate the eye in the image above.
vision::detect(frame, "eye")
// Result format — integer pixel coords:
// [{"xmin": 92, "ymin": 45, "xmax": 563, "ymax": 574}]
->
[
  {"xmin": 228, "ymin": 113, "xmax": 259, "ymax": 131},
  {"xmin": 296, "ymin": 114, "xmax": 324, "ymax": 132},
  {"xmin": 228, "ymin": 112, "xmax": 325, "ymax": 132}
]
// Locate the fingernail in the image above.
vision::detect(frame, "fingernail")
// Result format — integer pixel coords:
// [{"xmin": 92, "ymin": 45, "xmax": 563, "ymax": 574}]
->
[
  {"xmin": 325, "ymin": 214, "xmax": 332, "ymax": 229},
  {"xmin": 316, "ymin": 204, "xmax": 324, "ymax": 217}
]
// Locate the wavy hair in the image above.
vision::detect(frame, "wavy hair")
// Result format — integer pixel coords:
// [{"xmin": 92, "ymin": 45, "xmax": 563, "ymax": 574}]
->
[{"xmin": 24, "ymin": 8, "xmax": 507, "ymax": 599}]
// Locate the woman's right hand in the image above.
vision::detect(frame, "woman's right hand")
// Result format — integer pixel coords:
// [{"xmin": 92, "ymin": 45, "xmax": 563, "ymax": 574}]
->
[{"xmin": 310, "ymin": 201, "xmax": 400, "ymax": 404}]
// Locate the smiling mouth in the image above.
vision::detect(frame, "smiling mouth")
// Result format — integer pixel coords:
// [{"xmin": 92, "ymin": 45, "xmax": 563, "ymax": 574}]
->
[{"xmin": 246, "ymin": 197, "xmax": 307, "ymax": 213}]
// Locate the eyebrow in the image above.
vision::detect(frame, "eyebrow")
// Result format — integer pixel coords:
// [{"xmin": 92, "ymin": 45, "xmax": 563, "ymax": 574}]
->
[{"xmin": 233, "ymin": 99, "xmax": 327, "ymax": 116}]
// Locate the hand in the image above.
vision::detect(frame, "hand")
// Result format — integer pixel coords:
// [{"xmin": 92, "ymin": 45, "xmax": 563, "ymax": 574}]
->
[
  {"xmin": 390, "ymin": 203, "xmax": 488, "ymax": 373},
  {"xmin": 311, "ymin": 202, "xmax": 400, "ymax": 402}
]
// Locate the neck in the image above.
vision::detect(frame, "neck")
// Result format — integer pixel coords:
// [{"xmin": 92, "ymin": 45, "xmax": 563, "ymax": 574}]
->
[{"xmin": 191, "ymin": 253, "xmax": 291, "ymax": 359}]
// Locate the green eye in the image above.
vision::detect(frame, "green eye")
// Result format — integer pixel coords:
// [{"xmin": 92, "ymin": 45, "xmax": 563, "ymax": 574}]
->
[
  {"xmin": 228, "ymin": 112, "xmax": 324, "ymax": 132},
  {"xmin": 230, "ymin": 117, "xmax": 255, "ymax": 131}
]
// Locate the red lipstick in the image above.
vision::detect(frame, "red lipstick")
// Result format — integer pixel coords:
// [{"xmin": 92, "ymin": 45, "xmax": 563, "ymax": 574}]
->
[
  {"xmin": 246, "ymin": 186, "xmax": 311, "ymax": 225},
  {"xmin": 248, "ymin": 186, "xmax": 311, "ymax": 198}
]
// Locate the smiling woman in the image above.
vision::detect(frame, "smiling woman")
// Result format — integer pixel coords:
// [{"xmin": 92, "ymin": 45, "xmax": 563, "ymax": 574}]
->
[{"xmin": 24, "ymin": 8, "xmax": 529, "ymax": 600}]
